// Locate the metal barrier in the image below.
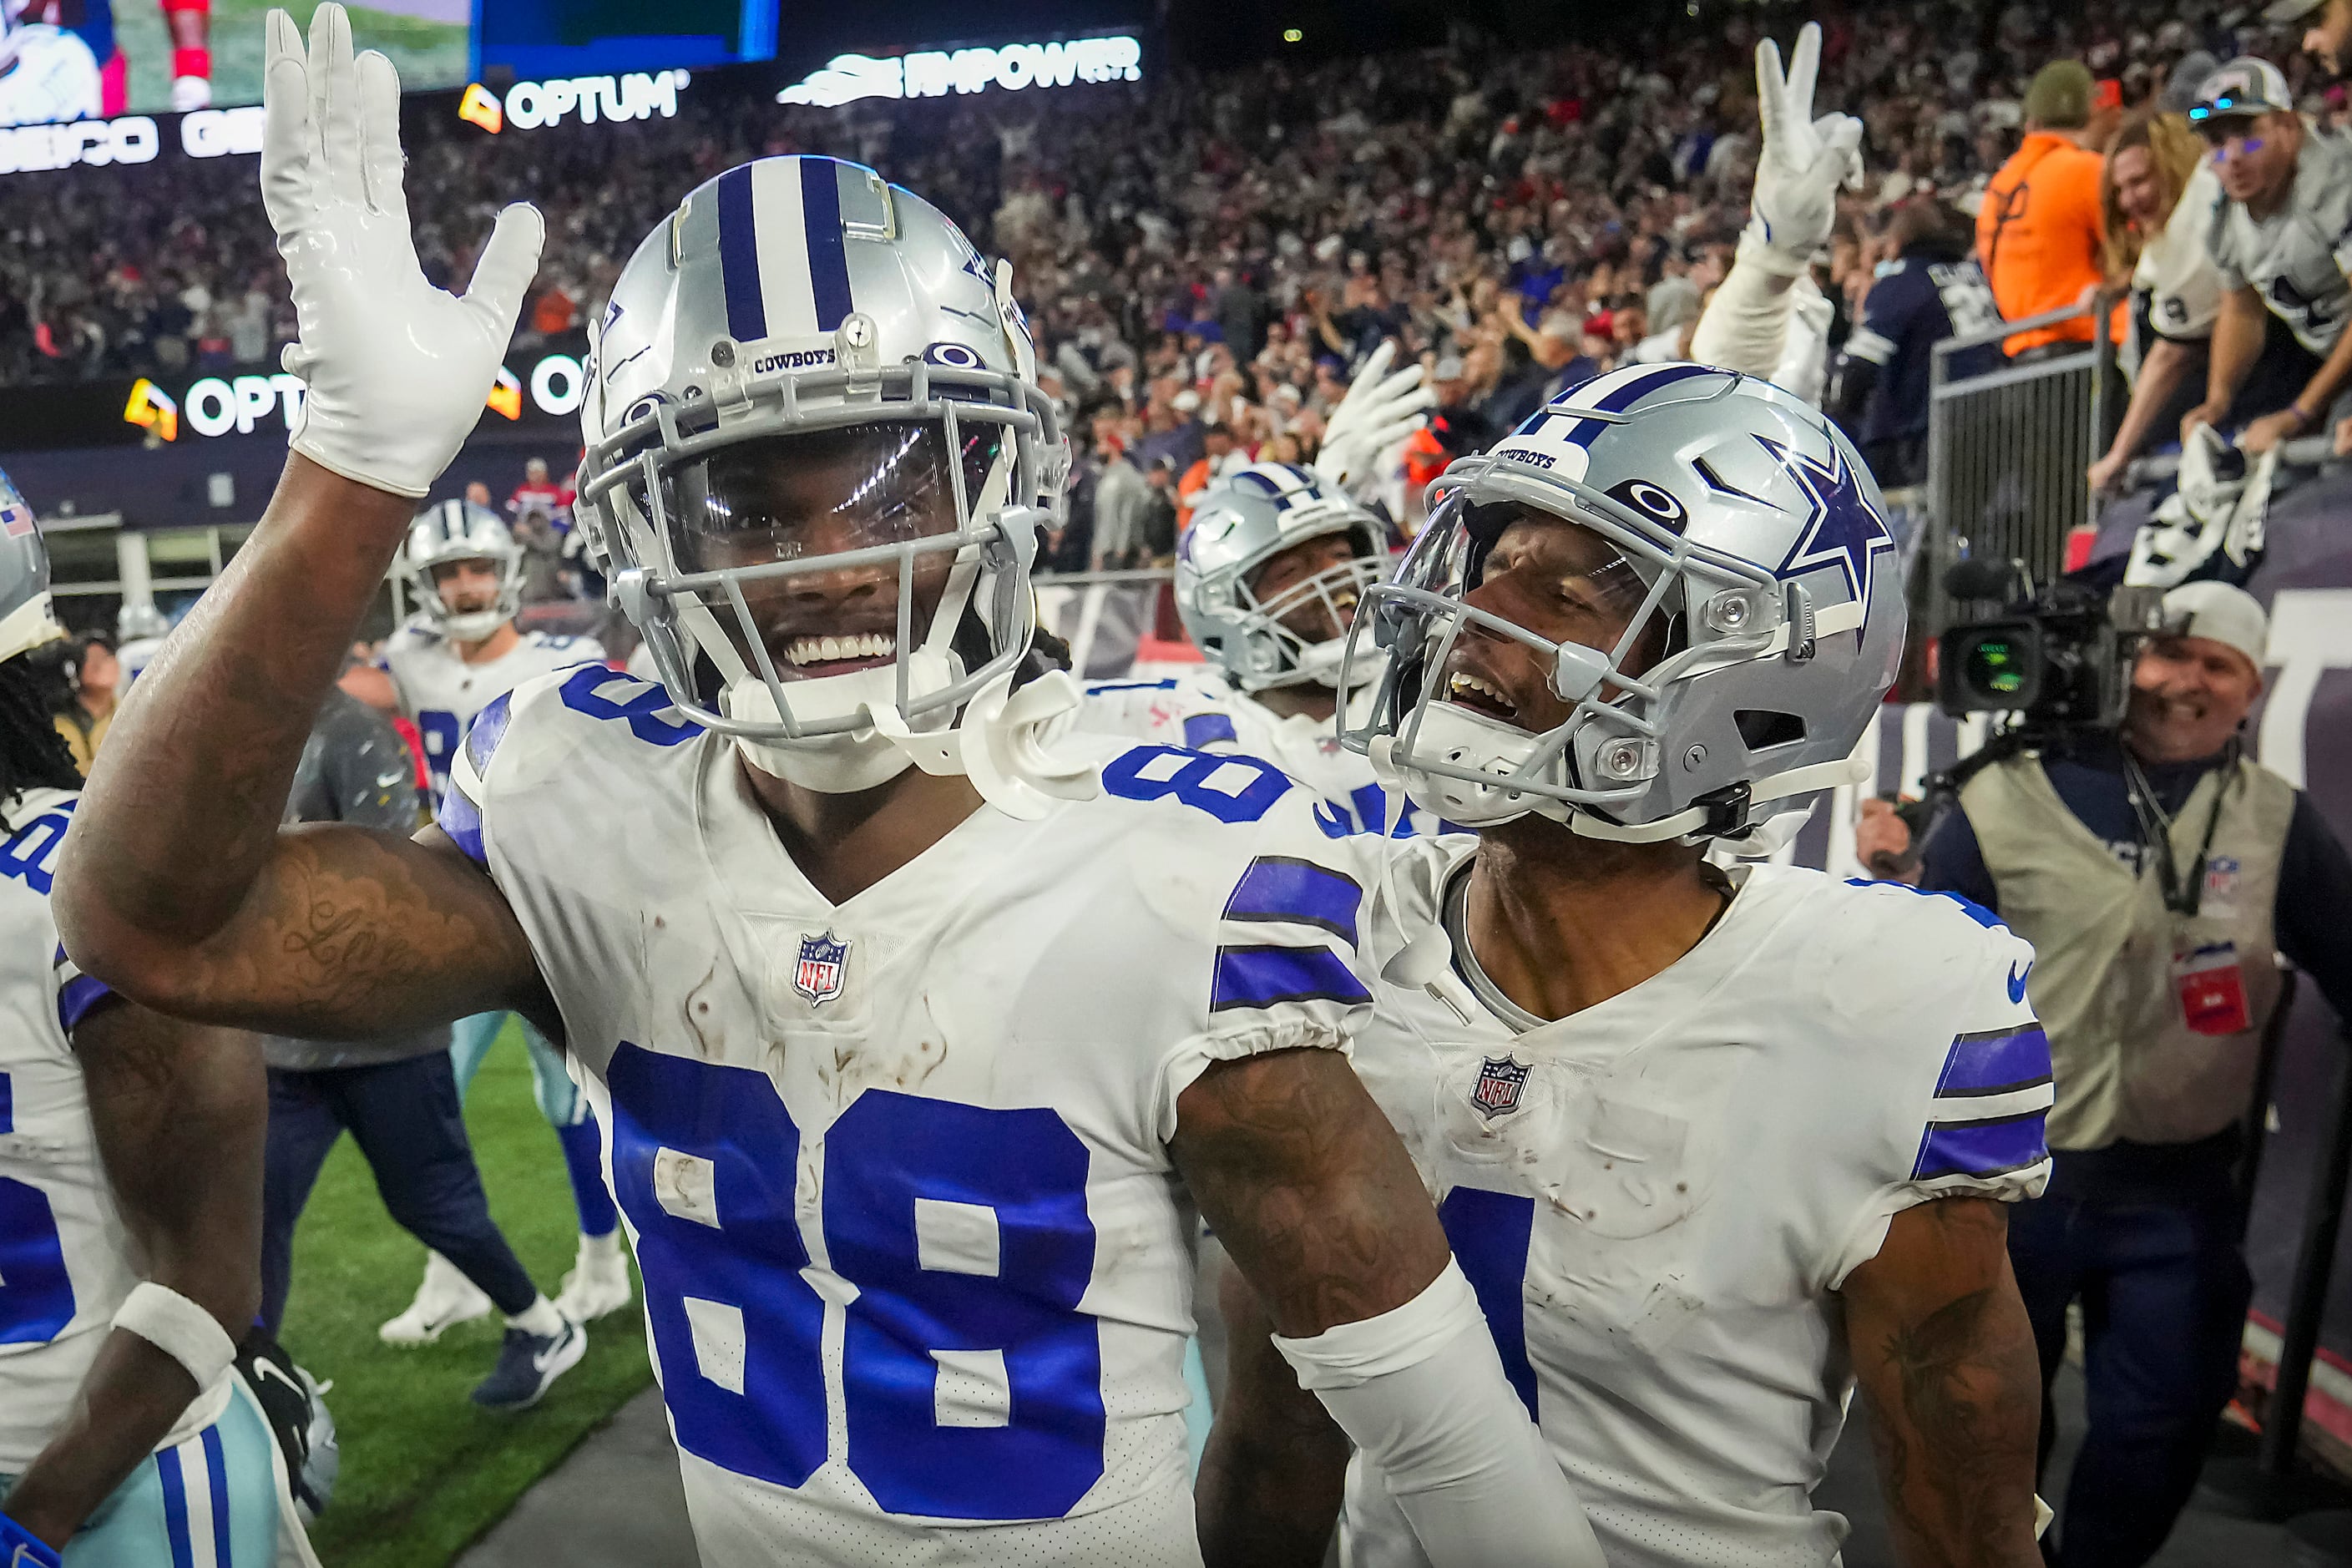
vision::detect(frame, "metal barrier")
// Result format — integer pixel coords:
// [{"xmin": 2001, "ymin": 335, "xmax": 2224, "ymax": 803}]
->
[{"xmin": 1924, "ymin": 301, "xmax": 2112, "ymax": 637}]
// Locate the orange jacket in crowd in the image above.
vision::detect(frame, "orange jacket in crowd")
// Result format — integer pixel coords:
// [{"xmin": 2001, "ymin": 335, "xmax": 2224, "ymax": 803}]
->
[{"xmin": 1975, "ymin": 131, "xmax": 2107, "ymax": 355}]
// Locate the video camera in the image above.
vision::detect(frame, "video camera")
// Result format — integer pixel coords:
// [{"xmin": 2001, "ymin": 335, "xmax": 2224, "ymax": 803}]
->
[{"xmin": 1935, "ymin": 559, "xmax": 2171, "ymax": 733}]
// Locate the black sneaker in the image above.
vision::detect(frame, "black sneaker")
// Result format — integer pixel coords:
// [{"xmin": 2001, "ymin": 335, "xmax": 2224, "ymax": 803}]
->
[{"xmin": 469, "ymin": 1319, "xmax": 586, "ymax": 1410}]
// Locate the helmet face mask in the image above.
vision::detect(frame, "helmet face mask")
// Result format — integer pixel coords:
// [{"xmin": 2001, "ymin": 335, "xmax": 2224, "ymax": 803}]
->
[
  {"xmin": 403, "ymin": 503, "xmax": 522, "ymax": 643},
  {"xmin": 1343, "ymin": 365, "xmax": 1904, "ymax": 842},
  {"xmin": 577, "ymin": 156, "xmax": 1064, "ymax": 795},
  {"xmin": 1176, "ymin": 463, "xmax": 1388, "ymax": 692}
]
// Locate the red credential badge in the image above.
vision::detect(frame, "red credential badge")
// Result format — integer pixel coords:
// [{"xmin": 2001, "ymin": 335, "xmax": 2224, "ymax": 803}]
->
[{"xmin": 2172, "ymin": 942, "xmax": 2252, "ymax": 1036}]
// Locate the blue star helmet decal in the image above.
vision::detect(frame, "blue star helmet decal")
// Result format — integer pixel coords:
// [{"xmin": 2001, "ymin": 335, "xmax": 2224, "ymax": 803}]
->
[{"xmin": 1757, "ymin": 433, "xmax": 1892, "ymax": 609}]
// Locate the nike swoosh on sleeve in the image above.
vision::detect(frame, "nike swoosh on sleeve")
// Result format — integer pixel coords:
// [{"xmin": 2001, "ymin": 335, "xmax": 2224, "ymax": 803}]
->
[{"xmin": 2007, "ymin": 961, "xmax": 2033, "ymax": 1005}]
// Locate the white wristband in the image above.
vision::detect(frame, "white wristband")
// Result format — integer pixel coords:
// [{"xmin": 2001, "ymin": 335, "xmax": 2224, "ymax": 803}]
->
[{"xmin": 114, "ymin": 1282, "xmax": 235, "ymax": 1392}]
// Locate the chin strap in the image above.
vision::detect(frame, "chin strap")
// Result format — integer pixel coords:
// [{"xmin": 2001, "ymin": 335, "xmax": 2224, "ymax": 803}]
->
[
  {"xmin": 867, "ymin": 669, "xmax": 1101, "ymax": 821},
  {"xmin": 1565, "ymin": 753, "xmax": 1869, "ymax": 844}
]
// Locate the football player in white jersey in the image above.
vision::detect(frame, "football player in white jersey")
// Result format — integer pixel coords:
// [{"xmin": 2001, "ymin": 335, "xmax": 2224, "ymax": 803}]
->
[
  {"xmin": 0, "ymin": 5, "xmax": 99, "ymax": 128},
  {"xmin": 377, "ymin": 500, "xmax": 631, "ymax": 1346},
  {"xmin": 59, "ymin": 13, "xmax": 1598, "ymax": 1567},
  {"xmin": 1083, "ymin": 460, "xmax": 1450, "ymax": 838},
  {"xmin": 1206, "ymin": 367, "xmax": 2052, "ymax": 1568},
  {"xmin": 0, "ymin": 468, "xmax": 321, "ymax": 1568}
]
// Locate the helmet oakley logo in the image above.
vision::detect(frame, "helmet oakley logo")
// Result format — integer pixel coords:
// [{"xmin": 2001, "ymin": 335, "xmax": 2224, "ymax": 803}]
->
[
  {"xmin": 1470, "ymin": 1055, "xmax": 1531, "ymax": 1118},
  {"xmin": 1606, "ymin": 478, "xmax": 1688, "ymax": 531},
  {"xmin": 922, "ymin": 341, "xmax": 984, "ymax": 370},
  {"xmin": 124, "ymin": 378, "xmax": 179, "ymax": 443},
  {"xmin": 458, "ymin": 83, "xmax": 504, "ymax": 134},
  {"xmin": 794, "ymin": 931, "xmax": 851, "ymax": 1006}
]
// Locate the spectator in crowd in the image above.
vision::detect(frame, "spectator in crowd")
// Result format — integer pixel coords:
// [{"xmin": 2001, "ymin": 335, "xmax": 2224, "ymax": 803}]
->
[
  {"xmin": 463, "ymin": 480, "xmax": 493, "ymax": 509},
  {"xmin": 2089, "ymin": 105, "xmax": 2224, "ymax": 490},
  {"xmin": 506, "ymin": 457, "xmax": 569, "ymax": 527},
  {"xmin": 1176, "ymin": 422, "xmax": 1242, "ymax": 529},
  {"xmin": 2182, "ymin": 57, "xmax": 2352, "ymax": 453},
  {"xmin": 1856, "ymin": 582, "xmax": 2352, "ymax": 1568},
  {"xmin": 1830, "ymin": 197, "xmax": 2002, "ymax": 488},
  {"xmin": 1090, "ymin": 429, "xmax": 1152, "ymax": 570},
  {"xmin": 258, "ymin": 685, "xmax": 584, "ymax": 1409},
  {"xmin": 509, "ymin": 508, "xmax": 571, "ymax": 604},
  {"xmin": 2274, "ymin": 0, "xmax": 2352, "ymax": 76},
  {"xmin": 1978, "ymin": 60, "xmax": 2109, "ymax": 357},
  {"xmin": 48, "ymin": 633, "xmax": 117, "ymax": 776}
]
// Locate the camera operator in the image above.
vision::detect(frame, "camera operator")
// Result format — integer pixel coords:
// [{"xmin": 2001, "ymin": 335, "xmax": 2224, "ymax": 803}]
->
[{"xmin": 1857, "ymin": 580, "xmax": 2352, "ymax": 1568}]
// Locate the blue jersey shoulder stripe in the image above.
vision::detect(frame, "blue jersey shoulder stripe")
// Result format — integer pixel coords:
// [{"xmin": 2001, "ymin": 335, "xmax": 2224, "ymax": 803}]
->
[
  {"xmin": 1209, "ymin": 943, "xmax": 1372, "ymax": 1014},
  {"xmin": 1934, "ymin": 1024, "xmax": 2053, "ymax": 1099},
  {"xmin": 438, "ymin": 785, "xmax": 487, "ymax": 866},
  {"xmin": 1222, "ymin": 856, "xmax": 1363, "ymax": 945},
  {"xmin": 1183, "ymin": 712, "xmax": 1238, "ymax": 748},
  {"xmin": 1843, "ymin": 877, "xmax": 2007, "ymax": 931},
  {"xmin": 1086, "ymin": 678, "xmax": 1178, "ymax": 694},
  {"xmin": 1911, "ymin": 1110, "xmax": 2049, "ymax": 1183},
  {"xmin": 58, "ymin": 972, "xmax": 113, "ymax": 1033},
  {"xmin": 465, "ymin": 689, "xmax": 516, "ymax": 776}
]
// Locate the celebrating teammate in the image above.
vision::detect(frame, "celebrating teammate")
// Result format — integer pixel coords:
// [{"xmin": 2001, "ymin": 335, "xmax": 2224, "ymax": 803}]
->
[
  {"xmin": 58, "ymin": 11, "xmax": 1599, "ymax": 1565},
  {"xmin": 1204, "ymin": 368, "xmax": 2051, "ymax": 1566},
  {"xmin": 0, "ymin": 467, "xmax": 318, "ymax": 1568},
  {"xmin": 377, "ymin": 501, "xmax": 629, "ymax": 1346}
]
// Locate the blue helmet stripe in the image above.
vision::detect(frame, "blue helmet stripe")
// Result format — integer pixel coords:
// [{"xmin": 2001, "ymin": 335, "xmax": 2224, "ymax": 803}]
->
[
  {"xmin": 800, "ymin": 159, "xmax": 853, "ymax": 332},
  {"xmin": 716, "ymin": 163, "xmax": 768, "ymax": 342},
  {"xmin": 1557, "ymin": 362, "xmax": 1718, "ymax": 446}
]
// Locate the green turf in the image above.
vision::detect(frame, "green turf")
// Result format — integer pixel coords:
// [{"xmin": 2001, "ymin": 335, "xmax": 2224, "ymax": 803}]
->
[
  {"xmin": 108, "ymin": 0, "xmax": 471, "ymax": 117},
  {"xmin": 280, "ymin": 1020, "xmax": 653, "ymax": 1568}
]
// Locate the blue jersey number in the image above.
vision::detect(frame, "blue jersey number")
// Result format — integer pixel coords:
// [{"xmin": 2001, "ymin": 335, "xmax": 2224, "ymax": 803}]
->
[
  {"xmin": 0, "ymin": 803, "xmax": 74, "ymax": 895},
  {"xmin": 416, "ymin": 711, "xmax": 463, "ymax": 801},
  {"xmin": 1100, "ymin": 744, "xmax": 1290, "ymax": 824},
  {"xmin": 606, "ymin": 1045, "xmax": 1105, "ymax": 1519},
  {"xmin": 0, "ymin": 1070, "xmax": 76, "ymax": 1344},
  {"xmin": 1439, "ymin": 1186, "xmax": 1538, "ymax": 1419},
  {"xmin": 559, "ymin": 667, "xmax": 701, "ymax": 747}
]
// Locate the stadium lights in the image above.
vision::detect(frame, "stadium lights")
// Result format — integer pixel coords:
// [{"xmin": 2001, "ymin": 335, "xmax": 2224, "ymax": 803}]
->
[{"xmin": 776, "ymin": 35, "xmax": 1143, "ymax": 109}]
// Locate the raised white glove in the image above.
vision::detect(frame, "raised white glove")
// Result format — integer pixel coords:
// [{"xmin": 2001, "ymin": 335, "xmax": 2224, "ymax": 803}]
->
[
  {"xmin": 1747, "ymin": 23, "xmax": 1864, "ymax": 277},
  {"xmin": 262, "ymin": 4, "xmax": 542, "ymax": 498},
  {"xmin": 1313, "ymin": 341, "xmax": 1436, "ymax": 498}
]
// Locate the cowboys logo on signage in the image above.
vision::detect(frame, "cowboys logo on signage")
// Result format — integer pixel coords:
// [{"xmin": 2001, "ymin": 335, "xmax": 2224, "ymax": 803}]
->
[
  {"xmin": 1471, "ymin": 1055, "xmax": 1532, "ymax": 1119},
  {"xmin": 794, "ymin": 931, "xmax": 851, "ymax": 1006}
]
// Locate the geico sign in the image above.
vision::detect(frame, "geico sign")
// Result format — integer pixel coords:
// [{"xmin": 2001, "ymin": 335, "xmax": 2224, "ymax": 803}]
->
[
  {"xmin": 0, "ymin": 115, "xmax": 158, "ymax": 175},
  {"xmin": 480, "ymin": 70, "xmax": 690, "ymax": 133},
  {"xmin": 778, "ymin": 36, "xmax": 1142, "ymax": 109}
]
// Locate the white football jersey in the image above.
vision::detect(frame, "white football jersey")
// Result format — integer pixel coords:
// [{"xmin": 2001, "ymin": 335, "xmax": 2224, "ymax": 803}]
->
[
  {"xmin": 0, "ymin": 790, "xmax": 229, "ymax": 1469},
  {"xmin": 439, "ymin": 665, "xmax": 1382, "ymax": 1566},
  {"xmin": 1342, "ymin": 848, "xmax": 2051, "ymax": 1568},
  {"xmin": 1080, "ymin": 667, "xmax": 1449, "ymax": 838},
  {"xmin": 382, "ymin": 617, "xmax": 604, "ymax": 802},
  {"xmin": 0, "ymin": 26, "xmax": 100, "ymax": 128}
]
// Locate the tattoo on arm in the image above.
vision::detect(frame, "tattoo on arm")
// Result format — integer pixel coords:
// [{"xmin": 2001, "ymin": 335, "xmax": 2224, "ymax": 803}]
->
[
  {"xmin": 1849, "ymin": 1197, "xmax": 2044, "ymax": 1568},
  {"xmin": 1169, "ymin": 1046, "xmax": 1448, "ymax": 1337}
]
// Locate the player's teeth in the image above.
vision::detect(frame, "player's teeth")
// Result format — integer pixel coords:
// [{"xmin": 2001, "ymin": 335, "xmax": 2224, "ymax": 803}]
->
[
  {"xmin": 1449, "ymin": 672, "xmax": 1511, "ymax": 709},
  {"xmin": 821, "ymin": 635, "xmax": 842, "ymax": 660}
]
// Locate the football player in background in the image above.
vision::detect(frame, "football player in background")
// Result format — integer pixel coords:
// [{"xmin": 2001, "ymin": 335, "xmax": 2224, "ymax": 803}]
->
[
  {"xmin": 1206, "ymin": 368, "xmax": 2051, "ymax": 1568},
  {"xmin": 1082, "ymin": 347, "xmax": 1437, "ymax": 837},
  {"xmin": 0, "ymin": 468, "xmax": 322, "ymax": 1568},
  {"xmin": 159, "ymin": 0, "xmax": 206, "ymax": 110},
  {"xmin": 0, "ymin": 3, "xmax": 100, "ymax": 127},
  {"xmin": 377, "ymin": 501, "xmax": 629, "ymax": 1346},
  {"xmin": 58, "ymin": 13, "xmax": 1601, "ymax": 1567}
]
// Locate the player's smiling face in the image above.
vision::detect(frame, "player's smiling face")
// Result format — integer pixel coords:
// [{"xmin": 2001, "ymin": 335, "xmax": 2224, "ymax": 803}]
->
[
  {"xmin": 1436, "ymin": 507, "xmax": 1664, "ymax": 734},
  {"xmin": 430, "ymin": 558, "xmax": 506, "ymax": 617},
  {"xmin": 675, "ymin": 423, "xmax": 989, "ymax": 681},
  {"xmin": 1247, "ymin": 532, "xmax": 1364, "ymax": 645}
]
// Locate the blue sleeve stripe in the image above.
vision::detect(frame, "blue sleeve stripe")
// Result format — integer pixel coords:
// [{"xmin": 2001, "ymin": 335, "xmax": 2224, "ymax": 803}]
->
[
  {"xmin": 1911, "ymin": 1110, "xmax": 2050, "ymax": 1182},
  {"xmin": 463, "ymin": 689, "xmax": 515, "ymax": 776},
  {"xmin": 437, "ymin": 785, "xmax": 488, "ymax": 866},
  {"xmin": 1182, "ymin": 713, "xmax": 1239, "ymax": 748},
  {"xmin": 57, "ymin": 972, "xmax": 114, "ymax": 1032},
  {"xmin": 1209, "ymin": 943, "xmax": 1373, "ymax": 1014},
  {"xmin": 1935, "ymin": 1024, "xmax": 2054, "ymax": 1098},
  {"xmin": 1085, "ymin": 679, "xmax": 1178, "ymax": 694},
  {"xmin": 1222, "ymin": 857, "xmax": 1363, "ymax": 943}
]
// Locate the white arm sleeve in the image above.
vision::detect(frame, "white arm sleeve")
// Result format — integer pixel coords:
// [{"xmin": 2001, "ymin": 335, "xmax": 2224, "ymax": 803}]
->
[
  {"xmin": 1772, "ymin": 275, "xmax": 1835, "ymax": 407},
  {"xmin": 1272, "ymin": 1260, "xmax": 1605, "ymax": 1568},
  {"xmin": 1688, "ymin": 232, "xmax": 1807, "ymax": 378}
]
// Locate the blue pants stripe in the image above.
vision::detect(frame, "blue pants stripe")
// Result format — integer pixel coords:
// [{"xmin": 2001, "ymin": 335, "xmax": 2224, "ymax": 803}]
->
[
  {"xmin": 154, "ymin": 1447, "xmax": 195, "ymax": 1568},
  {"xmin": 201, "ymin": 1427, "xmax": 230, "ymax": 1566}
]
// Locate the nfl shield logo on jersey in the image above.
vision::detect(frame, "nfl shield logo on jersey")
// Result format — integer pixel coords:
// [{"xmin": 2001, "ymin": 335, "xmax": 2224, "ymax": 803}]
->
[
  {"xmin": 1471, "ymin": 1055, "xmax": 1531, "ymax": 1118},
  {"xmin": 794, "ymin": 931, "xmax": 850, "ymax": 1006}
]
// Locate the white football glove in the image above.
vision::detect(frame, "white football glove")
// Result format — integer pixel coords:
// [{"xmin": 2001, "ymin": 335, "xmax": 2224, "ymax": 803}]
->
[
  {"xmin": 1746, "ymin": 23, "xmax": 1864, "ymax": 278},
  {"xmin": 262, "ymin": 4, "xmax": 542, "ymax": 498},
  {"xmin": 1313, "ymin": 341, "xmax": 1436, "ymax": 498}
]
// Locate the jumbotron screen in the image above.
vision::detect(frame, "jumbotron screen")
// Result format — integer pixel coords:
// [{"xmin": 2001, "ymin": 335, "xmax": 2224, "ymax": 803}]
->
[{"xmin": 2, "ymin": 0, "xmax": 472, "ymax": 126}]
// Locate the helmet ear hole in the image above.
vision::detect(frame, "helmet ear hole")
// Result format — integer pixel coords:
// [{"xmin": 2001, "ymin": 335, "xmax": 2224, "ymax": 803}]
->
[{"xmin": 1733, "ymin": 709, "xmax": 1807, "ymax": 750}]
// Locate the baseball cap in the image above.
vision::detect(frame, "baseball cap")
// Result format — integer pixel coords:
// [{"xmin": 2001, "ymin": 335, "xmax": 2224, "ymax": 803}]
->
[
  {"xmin": 2191, "ymin": 57, "xmax": 2296, "ymax": 124},
  {"xmin": 2162, "ymin": 50, "xmax": 2223, "ymax": 114},
  {"xmin": 2263, "ymin": 0, "xmax": 2326, "ymax": 23},
  {"xmin": 2161, "ymin": 580, "xmax": 2269, "ymax": 670},
  {"xmin": 2024, "ymin": 60, "xmax": 2095, "ymax": 129}
]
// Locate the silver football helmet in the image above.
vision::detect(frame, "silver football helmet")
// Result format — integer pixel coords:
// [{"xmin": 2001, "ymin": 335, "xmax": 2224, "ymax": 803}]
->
[
  {"xmin": 0, "ymin": 467, "xmax": 58, "ymax": 665},
  {"xmin": 402, "ymin": 501, "xmax": 523, "ymax": 642},
  {"xmin": 1343, "ymin": 365, "xmax": 1904, "ymax": 843},
  {"xmin": 1176, "ymin": 463, "xmax": 1387, "ymax": 691},
  {"xmin": 575, "ymin": 154, "xmax": 1068, "ymax": 797}
]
